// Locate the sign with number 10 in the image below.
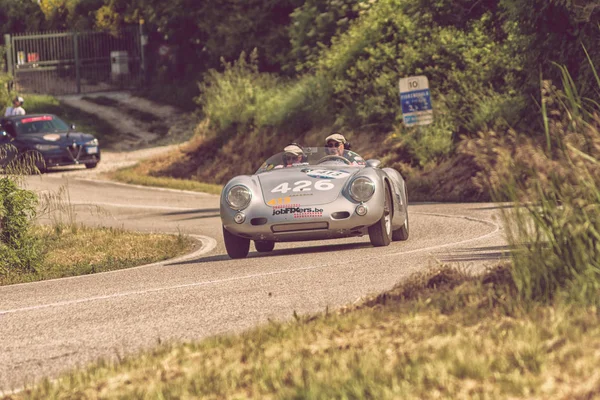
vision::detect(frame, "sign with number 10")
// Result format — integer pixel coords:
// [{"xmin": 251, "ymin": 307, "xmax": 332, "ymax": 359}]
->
[{"xmin": 399, "ymin": 76, "xmax": 433, "ymax": 127}]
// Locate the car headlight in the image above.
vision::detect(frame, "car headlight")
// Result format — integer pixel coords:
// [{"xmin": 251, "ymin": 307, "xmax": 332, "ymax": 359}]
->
[
  {"xmin": 349, "ymin": 177, "xmax": 375, "ymax": 202},
  {"xmin": 226, "ymin": 185, "xmax": 252, "ymax": 210},
  {"xmin": 34, "ymin": 144, "xmax": 60, "ymax": 151},
  {"xmin": 85, "ymin": 138, "xmax": 99, "ymax": 146}
]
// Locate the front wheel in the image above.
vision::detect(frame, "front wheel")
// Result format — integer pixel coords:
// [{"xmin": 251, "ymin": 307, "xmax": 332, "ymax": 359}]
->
[
  {"xmin": 223, "ymin": 226, "xmax": 250, "ymax": 259},
  {"xmin": 368, "ymin": 185, "xmax": 392, "ymax": 247},
  {"xmin": 85, "ymin": 162, "xmax": 98, "ymax": 169},
  {"xmin": 392, "ymin": 213, "xmax": 409, "ymax": 241},
  {"xmin": 254, "ymin": 240, "xmax": 275, "ymax": 252}
]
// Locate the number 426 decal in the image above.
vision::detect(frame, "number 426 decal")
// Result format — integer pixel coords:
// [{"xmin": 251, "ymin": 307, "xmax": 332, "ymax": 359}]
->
[{"xmin": 271, "ymin": 180, "xmax": 334, "ymax": 194}]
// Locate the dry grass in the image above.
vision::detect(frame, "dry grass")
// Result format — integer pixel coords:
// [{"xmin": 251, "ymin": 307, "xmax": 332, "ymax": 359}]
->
[
  {"xmin": 0, "ymin": 225, "xmax": 196, "ymax": 286},
  {"xmin": 106, "ymin": 136, "xmax": 223, "ymax": 195},
  {"xmin": 7, "ymin": 265, "xmax": 600, "ymax": 399}
]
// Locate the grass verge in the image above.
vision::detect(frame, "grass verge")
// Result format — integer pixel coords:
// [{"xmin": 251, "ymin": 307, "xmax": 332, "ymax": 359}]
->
[
  {"xmin": 0, "ymin": 224, "xmax": 196, "ymax": 286},
  {"xmin": 23, "ymin": 94, "xmax": 117, "ymax": 148},
  {"xmin": 7, "ymin": 265, "xmax": 600, "ymax": 399},
  {"xmin": 108, "ymin": 163, "xmax": 223, "ymax": 195}
]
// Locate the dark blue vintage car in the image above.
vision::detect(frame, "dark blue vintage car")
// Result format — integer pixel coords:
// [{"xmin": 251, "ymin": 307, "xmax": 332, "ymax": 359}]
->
[{"xmin": 0, "ymin": 114, "xmax": 100, "ymax": 172}]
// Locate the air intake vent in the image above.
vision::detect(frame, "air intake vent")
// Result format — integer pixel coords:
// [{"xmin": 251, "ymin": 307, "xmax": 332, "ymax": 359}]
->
[
  {"xmin": 251, "ymin": 218, "xmax": 268, "ymax": 226},
  {"xmin": 331, "ymin": 211, "xmax": 351, "ymax": 219}
]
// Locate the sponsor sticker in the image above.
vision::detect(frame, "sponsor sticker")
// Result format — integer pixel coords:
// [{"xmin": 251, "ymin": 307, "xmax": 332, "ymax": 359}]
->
[
  {"xmin": 302, "ymin": 169, "xmax": 350, "ymax": 180},
  {"xmin": 267, "ymin": 197, "xmax": 292, "ymax": 206},
  {"xmin": 272, "ymin": 204, "xmax": 324, "ymax": 219}
]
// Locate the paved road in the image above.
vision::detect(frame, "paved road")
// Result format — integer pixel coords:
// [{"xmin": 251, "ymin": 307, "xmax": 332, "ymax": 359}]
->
[{"xmin": 0, "ymin": 173, "xmax": 508, "ymax": 392}]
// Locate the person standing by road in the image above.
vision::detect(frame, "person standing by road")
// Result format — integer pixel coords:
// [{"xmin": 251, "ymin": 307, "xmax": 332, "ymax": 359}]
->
[{"xmin": 4, "ymin": 96, "xmax": 26, "ymax": 116}]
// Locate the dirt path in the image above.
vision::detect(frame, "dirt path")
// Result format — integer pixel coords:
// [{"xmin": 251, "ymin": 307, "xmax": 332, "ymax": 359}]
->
[{"xmin": 55, "ymin": 91, "xmax": 194, "ymax": 177}]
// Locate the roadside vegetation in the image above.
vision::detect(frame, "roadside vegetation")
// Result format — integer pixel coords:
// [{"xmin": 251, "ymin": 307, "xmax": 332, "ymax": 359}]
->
[
  {"xmin": 109, "ymin": 164, "xmax": 222, "ymax": 195},
  {"xmin": 1, "ymin": 224, "xmax": 193, "ymax": 286},
  {"xmin": 0, "ymin": 126, "xmax": 195, "ymax": 286}
]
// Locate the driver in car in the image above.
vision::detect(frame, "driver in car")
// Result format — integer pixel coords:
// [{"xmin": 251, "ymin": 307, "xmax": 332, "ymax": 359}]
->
[{"xmin": 325, "ymin": 133, "xmax": 365, "ymax": 165}]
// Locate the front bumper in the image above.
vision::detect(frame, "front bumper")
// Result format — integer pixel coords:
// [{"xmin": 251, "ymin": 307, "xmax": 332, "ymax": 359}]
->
[
  {"xmin": 221, "ymin": 200, "xmax": 382, "ymax": 242},
  {"xmin": 40, "ymin": 146, "xmax": 101, "ymax": 167}
]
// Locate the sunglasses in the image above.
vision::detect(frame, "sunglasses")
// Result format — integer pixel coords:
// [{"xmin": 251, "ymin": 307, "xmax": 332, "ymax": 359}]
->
[
  {"xmin": 326, "ymin": 141, "xmax": 342, "ymax": 148},
  {"xmin": 284, "ymin": 154, "xmax": 301, "ymax": 160}
]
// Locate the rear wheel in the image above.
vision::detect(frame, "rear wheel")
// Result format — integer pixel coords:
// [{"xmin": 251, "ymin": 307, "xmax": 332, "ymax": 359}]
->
[
  {"xmin": 368, "ymin": 185, "xmax": 392, "ymax": 247},
  {"xmin": 223, "ymin": 226, "xmax": 250, "ymax": 259},
  {"xmin": 254, "ymin": 240, "xmax": 275, "ymax": 252}
]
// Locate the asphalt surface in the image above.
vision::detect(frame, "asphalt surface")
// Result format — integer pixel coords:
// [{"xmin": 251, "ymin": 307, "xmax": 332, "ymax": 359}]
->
[{"xmin": 0, "ymin": 172, "xmax": 508, "ymax": 392}]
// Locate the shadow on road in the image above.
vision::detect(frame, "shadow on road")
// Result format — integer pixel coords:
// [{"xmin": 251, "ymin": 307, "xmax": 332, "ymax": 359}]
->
[{"xmin": 167, "ymin": 241, "xmax": 374, "ymax": 266}]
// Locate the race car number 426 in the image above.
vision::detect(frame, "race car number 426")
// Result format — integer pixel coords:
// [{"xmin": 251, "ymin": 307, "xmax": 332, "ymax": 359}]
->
[{"xmin": 271, "ymin": 180, "xmax": 334, "ymax": 194}]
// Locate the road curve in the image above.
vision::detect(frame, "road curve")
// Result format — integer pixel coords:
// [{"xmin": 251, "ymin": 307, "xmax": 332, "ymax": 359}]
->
[{"xmin": 0, "ymin": 174, "xmax": 507, "ymax": 391}]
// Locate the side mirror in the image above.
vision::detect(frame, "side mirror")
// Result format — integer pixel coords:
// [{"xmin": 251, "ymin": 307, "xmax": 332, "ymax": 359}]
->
[
  {"xmin": 366, "ymin": 159, "xmax": 381, "ymax": 168},
  {"xmin": 70, "ymin": 124, "xmax": 76, "ymax": 130}
]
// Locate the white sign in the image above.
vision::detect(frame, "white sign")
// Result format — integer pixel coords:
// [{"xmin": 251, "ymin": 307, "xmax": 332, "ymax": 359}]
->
[{"xmin": 399, "ymin": 75, "xmax": 433, "ymax": 126}]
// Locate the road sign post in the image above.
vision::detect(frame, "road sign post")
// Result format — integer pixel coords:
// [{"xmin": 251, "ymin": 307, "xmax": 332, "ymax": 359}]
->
[{"xmin": 399, "ymin": 76, "xmax": 433, "ymax": 127}]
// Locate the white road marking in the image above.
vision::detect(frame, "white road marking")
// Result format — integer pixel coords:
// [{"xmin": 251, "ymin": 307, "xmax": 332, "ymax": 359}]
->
[
  {"xmin": 0, "ymin": 212, "xmax": 500, "ymax": 316},
  {"xmin": 71, "ymin": 201, "xmax": 201, "ymax": 211}
]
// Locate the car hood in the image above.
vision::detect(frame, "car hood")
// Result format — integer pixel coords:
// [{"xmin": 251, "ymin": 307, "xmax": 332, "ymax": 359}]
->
[
  {"xmin": 19, "ymin": 132, "xmax": 96, "ymax": 145},
  {"xmin": 257, "ymin": 166, "xmax": 361, "ymax": 206}
]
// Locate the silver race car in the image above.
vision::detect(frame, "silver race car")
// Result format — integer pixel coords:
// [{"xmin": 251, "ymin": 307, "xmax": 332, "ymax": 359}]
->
[{"xmin": 220, "ymin": 146, "xmax": 409, "ymax": 258}]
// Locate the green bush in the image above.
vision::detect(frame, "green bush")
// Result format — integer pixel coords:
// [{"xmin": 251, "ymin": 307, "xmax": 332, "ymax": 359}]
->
[
  {"xmin": 198, "ymin": 50, "xmax": 334, "ymax": 135},
  {"xmin": 0, "ymin": 176, "xmax": 42, "ymax": 273},
  {"xmin": 463, "ymin": 62, "xmax": 600, "ymax": 306}
]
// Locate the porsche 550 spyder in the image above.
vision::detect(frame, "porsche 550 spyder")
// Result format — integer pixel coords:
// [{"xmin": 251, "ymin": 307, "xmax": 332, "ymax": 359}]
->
[{"xmin": 220, "ymin": 146, "xmax": 409, "ymax": 259}]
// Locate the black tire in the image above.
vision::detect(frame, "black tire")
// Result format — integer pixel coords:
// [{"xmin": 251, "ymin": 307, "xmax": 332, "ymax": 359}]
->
[
  {"xmin": 254, "ymin": 240, "xmax": 275, "ymax": 252},
  {"xmin": 85, "ymin": 162, "xmax": 98, "ymax": 169},
  {"xmin": 392, "ymin": 184, "xmax": 409, "ymax": 241},
  {"xmin": 223, "ymin": 226, "xmax": 250, "ymax": 259},
  {"xmin": 392, "ymin": 213, "xmax": 409, "ymax": 241},
  {"xmin": 368, "ymin": 185, "xmax": 392, "ymax": 247}
]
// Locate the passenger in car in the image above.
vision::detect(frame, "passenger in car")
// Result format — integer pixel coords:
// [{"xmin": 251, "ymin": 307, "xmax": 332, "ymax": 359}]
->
[{"xmin": 282, "ymin": 144, "xmax": 305, "ymax": 167}]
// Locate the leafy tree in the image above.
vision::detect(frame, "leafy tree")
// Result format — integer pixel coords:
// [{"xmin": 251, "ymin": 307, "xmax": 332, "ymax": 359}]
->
[
  {"xmin": 0, "ymin": 0, "xmax": 45, "ymax": 35},
  {"xmin": 501, "ymin": 0, "xmax": 600, "ymax": 101},
  {"xmin": 287, "ymin": 0, "xmax": 366, "ymax": 74}
]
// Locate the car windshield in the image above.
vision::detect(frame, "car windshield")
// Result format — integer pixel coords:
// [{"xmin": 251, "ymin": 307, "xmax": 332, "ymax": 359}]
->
[
  {"xmin": 15, "ymin": 115, "xmax": 70, "ymax": 135},
  {"xmin": 256, "ymin": 147, "xmax": 366, "ymax": 174}
]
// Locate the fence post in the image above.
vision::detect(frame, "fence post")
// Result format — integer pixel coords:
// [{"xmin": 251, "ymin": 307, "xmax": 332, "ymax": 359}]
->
[
  {"xmin": 4, "ymin": 34, "xmax": 13, "ymax": 91},
  {"xmin": 139, "ymin": 19, "xmax": 147, "ymax": 85},
  {"xmin": 73, "ymin": 32, "xmax": 81, "ymax": 94}
]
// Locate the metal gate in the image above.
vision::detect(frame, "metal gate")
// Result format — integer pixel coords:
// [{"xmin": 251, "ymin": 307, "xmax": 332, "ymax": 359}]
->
[{"xmin": 4, "ymin": 26, "xmax": 145, "ymax": 95}]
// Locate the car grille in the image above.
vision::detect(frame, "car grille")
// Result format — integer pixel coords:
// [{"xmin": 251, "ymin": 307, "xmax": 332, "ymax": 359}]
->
[{"xmin": 271, "ymin": 222, "xmax": 329, "ymax": 233}]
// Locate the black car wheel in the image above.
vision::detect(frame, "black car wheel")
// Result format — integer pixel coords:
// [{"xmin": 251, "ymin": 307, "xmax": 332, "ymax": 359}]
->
[
  {"xmin": 369, "ymin": 185, "xmax": 392, "ymax": 247},
  {"xmin": 85, "ymin": 162, "xmax": 98, "ymax": 169},
  {"xmin": 254, "ymin": 240, "xmax": 275, "ymax": 252},
  {"xmin": 392, "ymin": 184, "xmax": 409, "ymax": 241},
  {"xmin": 392, "ymin": 213, "xmax": 409, "ymax": 241},
  {"xmin": 223, "ymin": 226, "xmax": 250, "ymax": 259}
]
